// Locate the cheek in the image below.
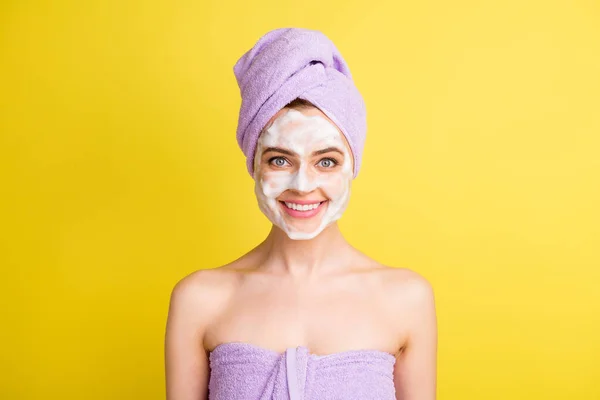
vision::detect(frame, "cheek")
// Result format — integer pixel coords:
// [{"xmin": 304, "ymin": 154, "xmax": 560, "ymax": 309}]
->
[
  {"xmin": 319, "ymin": 173, "xmax": 350, "ymax": 200},
  {"xmin": 259, "ymin": 171, "xmax": 293, "ymax": 198}
]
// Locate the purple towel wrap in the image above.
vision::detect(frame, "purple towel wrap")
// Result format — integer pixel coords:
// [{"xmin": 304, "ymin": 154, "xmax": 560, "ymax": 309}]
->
[
  {"xmin": 233, "ymin": 27, "xmax": 367, "ymax": 178},
  {"xmin": 208, "ymin": 342, "xmax": 397, "ymax": 399}
]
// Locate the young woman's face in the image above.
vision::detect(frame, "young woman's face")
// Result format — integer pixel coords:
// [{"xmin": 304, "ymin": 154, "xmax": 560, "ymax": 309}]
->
[{"xmin": 253, "ymin": 107, "xmax": 354, "ymax": 240}]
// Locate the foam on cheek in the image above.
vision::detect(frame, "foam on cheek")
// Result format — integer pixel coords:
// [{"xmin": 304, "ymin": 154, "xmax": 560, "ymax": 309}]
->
[
  {"xmin": 260, "ymin": 172, "xmax": 290, "ymax": 197},
  {"xmin": 253, "ymin": 108, "xmax": 354, "ymax": 240},
  {"xmin": 319, "ymin": 174, "xmax": 347, "ymax": 200}
]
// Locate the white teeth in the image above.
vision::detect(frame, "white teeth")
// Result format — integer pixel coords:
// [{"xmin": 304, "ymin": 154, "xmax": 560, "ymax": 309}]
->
[{"xmin": 284, "ymin": 202, "xmax": 321, "ymax": 211}]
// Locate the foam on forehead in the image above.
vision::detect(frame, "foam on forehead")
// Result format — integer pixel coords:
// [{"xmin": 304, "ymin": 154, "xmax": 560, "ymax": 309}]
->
[{"xmin": 261, "ymin": 109, "xmax": 349, "ymax": 155}]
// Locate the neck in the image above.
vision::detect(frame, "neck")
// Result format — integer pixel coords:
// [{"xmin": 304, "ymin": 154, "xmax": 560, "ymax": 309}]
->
[{"xmin": 257, "ymin": 222, "xmax": 353, "ymax": 277}]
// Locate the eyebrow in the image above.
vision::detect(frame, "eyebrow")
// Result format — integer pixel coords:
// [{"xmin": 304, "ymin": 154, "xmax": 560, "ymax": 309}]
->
[
  {"xmin": 263, "ymin": 147, "xmax": 296, "ymax": 156},
  {"xmin": 312, "ymin": 147, "xmax": 344, "ymax": 156},
  {"xmin": 262, "ymin": 146, "xmax": 344, "ymax": 157}
]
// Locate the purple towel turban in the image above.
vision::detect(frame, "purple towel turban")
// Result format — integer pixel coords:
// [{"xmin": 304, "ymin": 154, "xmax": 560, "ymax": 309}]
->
[{"xmin": 233, "ymin": 27, "xmax": 367, "ymax": 178}]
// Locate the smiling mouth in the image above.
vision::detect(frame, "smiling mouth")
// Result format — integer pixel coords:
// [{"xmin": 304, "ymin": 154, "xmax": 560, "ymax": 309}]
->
[
  {"xmin": 281, "ymin": 201, "xmax": 325, "ymax": 211},
  {"xmin": 278, "ymin": 200, "xmax": 327, "ymax": 218}
]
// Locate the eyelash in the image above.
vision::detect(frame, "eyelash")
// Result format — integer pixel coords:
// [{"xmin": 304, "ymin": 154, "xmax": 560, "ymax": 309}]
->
[
  {"xmin": 318, "ymin": 158, "xmax": 339, "ymax": 168},
  {"xmin": 267, "ymin": 157, "xmax": 339, "ymax": 168}
]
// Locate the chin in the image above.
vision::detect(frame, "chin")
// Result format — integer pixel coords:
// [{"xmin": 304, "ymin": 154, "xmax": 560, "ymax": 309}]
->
[
  {"xmin": 284, "ymin": 228, "xmax": 323, "ymax": 241},
  {"xmin": 280, "ymin": 219, "xmax": 331, "ymax": 240}
]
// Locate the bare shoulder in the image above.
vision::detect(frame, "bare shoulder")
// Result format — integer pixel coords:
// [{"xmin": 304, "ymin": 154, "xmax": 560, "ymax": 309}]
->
[
  {"xmin": 165, "ymin": 267, "xmax": 241, "ymax": 399},
  {"xmin": 376, "ymin": 265, "xmax": 436, "ymax": 309},
  {"xmin": 167, "ymin": 267, "xmax": 241, "ymax": 325},
  {"xmin": 171, "ymin": 267, "xmax": 240, "ymax": 296},
  {"xmin": 373, "ymin": 266, "xmax": 437, "ymax": 352}
]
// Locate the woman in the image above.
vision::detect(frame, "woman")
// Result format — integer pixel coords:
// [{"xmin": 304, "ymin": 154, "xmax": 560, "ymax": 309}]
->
[{"xmin": 165, "ymin": 28, "xmax": 437, "ymax": 400}]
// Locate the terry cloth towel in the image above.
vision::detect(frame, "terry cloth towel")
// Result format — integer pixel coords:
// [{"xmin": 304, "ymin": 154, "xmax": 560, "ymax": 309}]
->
[
  {"xmin": 208, "ymin": 342, "xmax": 396, "ymax": 400},
  {"xmin": 233, "ymin": 27, "xmax": 367, "ymax": 178}
]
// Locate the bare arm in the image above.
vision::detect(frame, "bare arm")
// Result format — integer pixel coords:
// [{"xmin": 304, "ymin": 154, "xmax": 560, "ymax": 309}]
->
[
  {"xmin": 165, "ymin": 274, "xmax": 211, "ymax": 400},
  {"xmin": 393, "ymin": 275, "xmax": 438, "ymax": 400}
]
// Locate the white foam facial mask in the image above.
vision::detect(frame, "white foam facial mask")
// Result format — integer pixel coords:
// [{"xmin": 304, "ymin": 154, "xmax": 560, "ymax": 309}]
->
[{"xmin": 253, "ymin": 108, "xmax": 353, "ymax": 240}]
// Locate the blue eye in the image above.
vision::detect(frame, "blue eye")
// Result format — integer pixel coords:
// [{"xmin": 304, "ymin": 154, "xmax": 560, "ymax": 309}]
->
[
  {"xmin": 318, "ymin": 158, "xmax": 338, "ymax": 168},
  {"xmin": 268, "ymin": 157, "xmax": 289, "ymax": 167}
]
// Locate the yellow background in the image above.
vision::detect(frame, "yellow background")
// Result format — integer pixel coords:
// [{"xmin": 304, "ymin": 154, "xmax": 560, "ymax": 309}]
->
[{"xmin": 1, "ymin": 0, "xmax": 599, "ymax": 398}]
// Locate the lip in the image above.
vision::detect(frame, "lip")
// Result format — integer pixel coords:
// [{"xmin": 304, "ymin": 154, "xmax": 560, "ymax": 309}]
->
[
  {"xmin": 279, "ymin": 199, "xmax": 326, "ymax": 205},
  {"xmin": 279, "ymin": 200, "xmax": 327, "ymax": 219}
]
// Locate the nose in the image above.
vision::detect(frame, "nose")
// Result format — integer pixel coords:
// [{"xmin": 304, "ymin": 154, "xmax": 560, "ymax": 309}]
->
[{"xmin": 288, "ymin": 164, "xmax": 318, "ymax": 193}]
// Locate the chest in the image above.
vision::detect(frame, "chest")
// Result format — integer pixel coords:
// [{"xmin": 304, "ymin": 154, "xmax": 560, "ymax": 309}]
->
[{"xmin": 205, "ymin": 279, "xmax": 403, "ymax": 354}]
